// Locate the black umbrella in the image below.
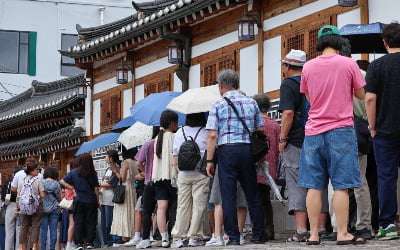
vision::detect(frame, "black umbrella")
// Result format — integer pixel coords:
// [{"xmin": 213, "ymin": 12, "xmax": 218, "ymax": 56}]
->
[{"xmin": 340, "ymin": 22, "xmax": 387, "ymax": 54}]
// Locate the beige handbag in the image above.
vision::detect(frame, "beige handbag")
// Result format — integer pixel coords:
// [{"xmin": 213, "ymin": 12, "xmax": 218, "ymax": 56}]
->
[
  {"xmin": 5, "ymin": 194, "xmax": 11, "ymax": 205},
  {"xmin": 59, "ymin": 198, "xmax": 73, "ymax": 210}
]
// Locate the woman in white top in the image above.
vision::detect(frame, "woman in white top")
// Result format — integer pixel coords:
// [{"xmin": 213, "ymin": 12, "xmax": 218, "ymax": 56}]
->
[
  {"xmin": 151, "ymin": 110, "xmax": 179, "ymax": 247},
  {"xmin": 170, "ymin": 113, "xmax": 210, "ymax": 248}
]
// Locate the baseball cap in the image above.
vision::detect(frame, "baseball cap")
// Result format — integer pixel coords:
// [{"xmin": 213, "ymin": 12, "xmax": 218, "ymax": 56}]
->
[
  {"xmin": 281, "ymin": 49, "xmax": 307, "ymax": 67},
  {"xmin": 318, "ymin": 25, "xmax": 341, "ymax": 38}
]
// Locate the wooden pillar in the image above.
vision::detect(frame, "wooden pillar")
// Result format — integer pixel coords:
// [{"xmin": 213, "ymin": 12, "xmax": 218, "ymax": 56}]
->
[{"xmin": 359, "ymin": 0, "xmax": 370, "ymax": 61}]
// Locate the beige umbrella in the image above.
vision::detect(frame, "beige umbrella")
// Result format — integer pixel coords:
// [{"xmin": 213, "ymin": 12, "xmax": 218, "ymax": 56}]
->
[
  {"xmin": 118, "ymin": 121, "xmax": 153, "ymax": 149},
  {"xmin": 166, "ymin": 84, "xmax": 221, "ymax": 114}
]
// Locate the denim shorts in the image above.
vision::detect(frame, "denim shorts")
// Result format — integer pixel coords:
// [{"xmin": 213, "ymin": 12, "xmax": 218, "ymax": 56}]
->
[{"xmin": 298, "ymin": 126, "xmax": 361, "ymax": 191}]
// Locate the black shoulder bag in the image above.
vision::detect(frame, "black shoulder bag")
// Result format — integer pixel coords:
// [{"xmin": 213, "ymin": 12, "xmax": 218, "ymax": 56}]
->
[
  {"xmin": 224, "ymin": 97, "xmax": 270, "ymax": 162},
  {"xmin": 112, "ymin": 178, "xmax": 125, "ymax": 204}
]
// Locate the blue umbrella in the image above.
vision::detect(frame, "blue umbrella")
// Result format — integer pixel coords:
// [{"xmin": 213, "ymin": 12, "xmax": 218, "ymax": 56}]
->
[
  {"xmin": 340, "ymin": 22, "xmax": 386, "ymax": 53},
  {"xmin": 75, "ymin": 132, "xmax": 120, "ymax": 156},
  {"xmin": 130, "ymin": 91, "xmax": 186, "ymax": 126},
  {"xmin": 112, "ymin": 116, "xmax": 137, "ymax": 132}
]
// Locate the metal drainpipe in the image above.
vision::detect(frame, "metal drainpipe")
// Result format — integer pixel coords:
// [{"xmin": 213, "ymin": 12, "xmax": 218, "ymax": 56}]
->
[{"xmin": 99, "ymin": 6, "xmax": 105, "ymax": 25}]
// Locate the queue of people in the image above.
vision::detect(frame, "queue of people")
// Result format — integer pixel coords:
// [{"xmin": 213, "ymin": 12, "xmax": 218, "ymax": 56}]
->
[{"xmin": 1, "ymin": 22, "xmax": 400, "ymax": 250}]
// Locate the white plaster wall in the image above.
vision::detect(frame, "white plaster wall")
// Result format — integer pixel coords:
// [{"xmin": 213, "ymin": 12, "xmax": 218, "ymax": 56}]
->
[
  {"xmin": 85, "ymin": 87, "xmax": 92, "ymax": 136},
  {"xmin": 191, "ymin": 31, "xmax": 237, "ymax": 58},
  {"xmin": 135, "ymin": 84, "xmax": 144, "ymax": 104},
  {"xmin": 135, "ymin": 57, "xmax": 169, "ymax": 79},
  {"xmin": 0, "ymin": 0, "xmax": 134, "ymax": 101},
  {"xmin": 92, "ymin": 98, "xmax": 101, "ymax": 135},
  {"xmin": 263, "ymin": 0, "xmax": 337, "ymax": 31},
  {"xmin": 122, "ymin": 88, "xmax": 132, "ymax": 118},
  {"xmin": 263, "ymin": 36, "xmax": 282, "ymax": 93},
  {"xmin": 337, "ymin": 8, "xmax": 362, "ymax": 61},
  {"xmin": 239, "ymin": 43, "xmax": 258, "ymax": 96},
  {"xmin": 369, "ymin": 0, "xmax": 400, "ymax": 24},
  {"xmin": 173, "ymin": 72, "xmax": 182, "ymax": 92},
  {"xmin": 188, "ymin": 64, "xmax": 200, "ymax": 89}
]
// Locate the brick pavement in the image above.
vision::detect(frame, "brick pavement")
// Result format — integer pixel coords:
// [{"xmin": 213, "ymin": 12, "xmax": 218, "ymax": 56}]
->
[{"xmin": 108, "ymin": 238, "xmax": 400, "ymax": 250}]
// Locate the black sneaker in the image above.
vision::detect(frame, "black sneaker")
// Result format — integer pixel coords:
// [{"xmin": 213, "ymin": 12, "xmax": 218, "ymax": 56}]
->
[
  {"xmin": 356, "ymin": 228, "xmax": 373, "ymax": 240},
  {"xmin": 265, "ymin": 231, "xmax": 275, "ymax": 241},
  {"xmin": 320, "ymin": 232, "xmax": 337, "ymax": 241},
  {"xmin": 226, "ymin": 239, "xmax": 240, "ymax": 245},
  {"xmin": 251, "ymin": 237, "xmax": 265, "ymax": 244}
]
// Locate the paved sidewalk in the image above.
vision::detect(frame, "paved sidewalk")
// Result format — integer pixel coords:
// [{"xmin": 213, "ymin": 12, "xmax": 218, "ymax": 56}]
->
[{"xmin": 108, "ymin": 238, "xmax": 400, "ymax": 250}]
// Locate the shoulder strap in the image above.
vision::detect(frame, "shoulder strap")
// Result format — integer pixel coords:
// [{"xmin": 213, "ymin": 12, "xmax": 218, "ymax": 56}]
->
[
  {"xmin": 193, "ymin": 127, "xmax": 203, "ymax": 141},
  {"xmin": 181, "ymin": 126, "xmax": 188, "ymax": 141},
  {"xmin": 224, "ymin": 97, "xmax": 251, "ymax": 136},
  {"xmin": 287, "ymin": 75, "xmax": 301, "ymax": 84}
]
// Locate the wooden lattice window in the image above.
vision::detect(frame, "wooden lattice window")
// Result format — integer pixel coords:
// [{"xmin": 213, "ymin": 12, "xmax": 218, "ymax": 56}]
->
[
  {"xmin": 286, "ymin": 33, "xmax": 305, "ymax": 53},
  {"xmin": 101, "ymin": 93, "xmax": 121, "ymax": 133},
  {"xmin": 144, "ymin": 74, "xmax": 171, "ymax": 96},
  {"xmin": 201, "ymin": 51, "xmax": 236, "ymax": 87},
  {"xmin": 308, "ymin": 28, "xmax": 321, "ymax": 60}
]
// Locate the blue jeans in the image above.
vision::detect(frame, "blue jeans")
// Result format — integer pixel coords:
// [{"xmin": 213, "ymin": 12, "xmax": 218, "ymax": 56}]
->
[
  {"xmin": 373, "ymin": 135, "xmax": 400, "ymax": 227},
  {"xmin": 40, "ymin": 209, "xmax": 60, "ymax": 250},
  {"xmin": 217, "ymin": 144, "xmax": 264, "ymax": 241},
  {"xmin": 101, "ymin": 205, "xmax": 119, "ymax": 246},
  {"xmin": 298, "ymin": 126, "xmax": 361, "ymax": 190}
]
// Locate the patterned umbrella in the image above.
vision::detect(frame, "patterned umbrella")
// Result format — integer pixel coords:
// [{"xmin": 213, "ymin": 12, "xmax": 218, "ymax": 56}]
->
[{"xmin": 118, "ymin": 122, "xmax": 153, "ymax": 149}]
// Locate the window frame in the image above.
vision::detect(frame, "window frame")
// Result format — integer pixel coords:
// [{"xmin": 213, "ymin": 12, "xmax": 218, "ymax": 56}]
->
[
  {"xmin": 60, "ymin": 33, "xmax": 84, "ymax": 77},
  {"xmin": 0, "ymin": 30, "xmax": 33, "ymax": 74}
]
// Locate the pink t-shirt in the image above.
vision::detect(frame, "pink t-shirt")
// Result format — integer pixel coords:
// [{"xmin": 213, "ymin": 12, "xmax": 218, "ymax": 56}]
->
[{"xmin": 300, "ymin": 54, "xmax": 366, "ymax": 136}]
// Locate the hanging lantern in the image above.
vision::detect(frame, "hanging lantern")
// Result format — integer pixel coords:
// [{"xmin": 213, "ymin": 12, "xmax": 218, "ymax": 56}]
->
[
  {"xmin": 116, "ymin": 63, "xmax": 129, "ymax": 84},
  {"xmin": 168, "ymin": 41, "xmax": 184, "ymax": 64},
  {"xmin": 77, "ymin": 83, "xmax": 87, "ymax": 98},
  {"xmin": 238, "ymin": 14, "xmax": 255, "ymax": 41},
  {"xmin": 338, "ymin": 0, "xmax": 358, "ymax": 7}
]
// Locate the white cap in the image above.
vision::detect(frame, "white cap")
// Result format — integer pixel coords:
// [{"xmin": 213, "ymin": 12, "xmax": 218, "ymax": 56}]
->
[{"xmin": 281, "ymin": 49, "xmax": 307, "ymax": 66}]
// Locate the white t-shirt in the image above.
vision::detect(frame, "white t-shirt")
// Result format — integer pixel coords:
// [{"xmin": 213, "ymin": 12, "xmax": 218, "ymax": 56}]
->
[
  {"xmin": 173, "ymin": 126, "xmax": 208, "ymax": 175},
  {"xmin": 11, "ymin": 170, "xmax": 26, "ymax": 188},
  {"xmin": 99, "ymin": 168, "xmax": 115, "ymax": 206}
]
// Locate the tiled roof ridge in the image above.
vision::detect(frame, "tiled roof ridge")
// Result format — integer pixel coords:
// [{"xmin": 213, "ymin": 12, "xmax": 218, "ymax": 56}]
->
[
  {"xmin": 132, "ymin": 0, "xmax": 178, "ymax": 15},
  {"xmin": 60, "ymin": 0, "xmax": 225, "ymax": 58},
  {"xmin": 0, "ymin": 74, "xmax": 84, "ymax": 111},
  {"xmin": 0, "ymin": 125, "xmax": 84, "ymax": 158},
  {"xmin": 77, "ymin": 14, "xmax": 139, "ymax": 41}
]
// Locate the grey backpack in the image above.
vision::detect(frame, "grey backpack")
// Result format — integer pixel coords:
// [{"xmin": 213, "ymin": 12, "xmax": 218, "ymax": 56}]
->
[{"xmin": 18, "ymin": 177, "xmax": 40, "ymax": 215}]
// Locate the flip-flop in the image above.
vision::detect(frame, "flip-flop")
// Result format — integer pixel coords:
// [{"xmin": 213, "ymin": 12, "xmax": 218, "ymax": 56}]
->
[
  {"xmin": 336, "ymin": 237, "xmax": 366, "ymax": 245},
  {"xmin": 306, "ymin": 239, "xmax": 321, "ymax": 245}
]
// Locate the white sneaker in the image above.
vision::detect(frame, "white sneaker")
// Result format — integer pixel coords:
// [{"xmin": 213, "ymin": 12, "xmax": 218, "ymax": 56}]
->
[
  {"xmin": 240, "ymin": 234, "xmax": 246, "ymax": 245},
  {"xmin": 123, "ymin": 237, "xmax": 142, "ymax": 246},
  {"xmin": 188, "ymin": 238, "xmax": 204, "ymax": 247},
  {"xmin": 136, "ymin": 239, "xmax": 152, "ymax": 249},
  {"xmin": 161, "ymin": 240, "xmax": 170, "ymax": 248},
  {"xmin": 205, "ymin": 236, "xmax": 224, "ymax": 246},
  {"xmin": 223, "ymin": 234, "xmax": 229, "ymax": 245},
  {"xmin": 171, "ymin": 239, "xmax": 184, "ymax": 248}
]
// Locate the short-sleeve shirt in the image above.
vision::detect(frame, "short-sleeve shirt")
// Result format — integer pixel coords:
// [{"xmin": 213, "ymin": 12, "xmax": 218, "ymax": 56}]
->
[
  {"xmin": 365, "ymin": 52, "xmax": 400, "ymax": 139},
  {"xmin": 99, "ymin": 168, "xmax": 114, "ymax": 206},
  {"xmin": 278, "ymin": 77, "xmax": 305, "ymax": 148},
  {"xmin": 12, "ymin": 170, "xmax": 26, "ymax": 188},
  {"xmin": 17, "ymin": 175, "xmax": 44, "ymax": 198},
  {"xmin": 42, "ymin": 179, "xmax": 61, "ymax": 212},
  {"xmin": 301, "ymin": 54, "xmax": 366, "ymax": 135},
  {"xmin": 63, "ymin": 169, "xmax": 99, "ymax": 203},
  {"xmin": 206, "ymin": 90, "xmax": 265, "ymax": 145},
  {"xmin": 173, "ymin": 126, "xmax": 208, "ymax": 174},
  {"xmin": 135, "ymin": 139, "xmax": 155, "ymax": 185}
]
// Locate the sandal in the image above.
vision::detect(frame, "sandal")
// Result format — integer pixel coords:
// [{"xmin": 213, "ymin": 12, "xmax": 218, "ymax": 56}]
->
[
  {"xmin": 336, "ymin": 237, "xmax": 366, "ymax": 245},
  {"xmin": 286, "ymin": 232, "xmax": 309, "ymax": 242}
]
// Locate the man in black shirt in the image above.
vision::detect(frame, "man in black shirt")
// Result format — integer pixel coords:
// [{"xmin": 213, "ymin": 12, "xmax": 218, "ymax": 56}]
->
[{"xmin": 365, "ymin": 21, "xmax": 400, "ymax": 241}]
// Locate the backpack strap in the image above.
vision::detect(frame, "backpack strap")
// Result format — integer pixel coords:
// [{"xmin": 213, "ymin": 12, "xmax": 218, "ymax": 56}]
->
[
  {"xmin": 193, "ymin": 127, "xmax": 203, "ymax": 141},
  {"xmin": 182, "ymin": 126, "xmax": 188, "ymax": 141}
]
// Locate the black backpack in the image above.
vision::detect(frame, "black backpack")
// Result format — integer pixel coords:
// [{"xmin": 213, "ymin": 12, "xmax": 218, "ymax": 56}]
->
[{"xmin": 178, "ymin": 127, "xmax": 203, "ymax": 171}]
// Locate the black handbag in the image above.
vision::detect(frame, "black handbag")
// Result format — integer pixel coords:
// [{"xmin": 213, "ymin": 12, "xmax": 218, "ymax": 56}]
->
[
  {"xmin": 224, "ymin": 97, "xmax": 270, "ymax": 162},
  {"xmin": 354, "ymin": 115, "xmax": 372, "ymax": 154},
  {"xmin": 196, "ymin": 149, "xmax": 218, "ymax": 176},
  {"xmin": 112, "ymin": 178, "xmax": 125, "ymax": 204}
]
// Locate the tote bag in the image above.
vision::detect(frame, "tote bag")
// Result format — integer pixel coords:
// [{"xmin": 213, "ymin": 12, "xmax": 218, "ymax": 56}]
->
[{"xmin": 112, "ymin": 178, "xmax": 125, "ymax": 204}]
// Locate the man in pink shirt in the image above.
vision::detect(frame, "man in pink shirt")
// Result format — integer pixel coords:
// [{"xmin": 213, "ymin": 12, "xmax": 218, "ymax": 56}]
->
[{"xmin": 297, "ymin": 25, "xmax": 366, "ymax": 245}]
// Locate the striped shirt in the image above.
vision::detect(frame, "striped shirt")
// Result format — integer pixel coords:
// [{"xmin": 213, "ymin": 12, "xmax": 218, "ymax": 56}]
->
[{"xmin": 206, "ymin": 90, "xmax": 264, "ymax": 146}]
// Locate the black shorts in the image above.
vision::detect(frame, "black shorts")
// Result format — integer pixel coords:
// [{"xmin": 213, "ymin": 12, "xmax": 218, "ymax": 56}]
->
[{"xmin": 154, "ymin": 180, "xmax": 177, "ymax": 201}]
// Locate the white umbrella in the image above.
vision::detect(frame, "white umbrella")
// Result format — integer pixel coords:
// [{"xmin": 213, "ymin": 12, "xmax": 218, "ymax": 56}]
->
[
  {"xmin": 166, "ymin": 84, "xmax": 221, "ymax": 114},
  {"xmin": 118, "ymin": 122, "xmax": 153, "ymax": 149}
]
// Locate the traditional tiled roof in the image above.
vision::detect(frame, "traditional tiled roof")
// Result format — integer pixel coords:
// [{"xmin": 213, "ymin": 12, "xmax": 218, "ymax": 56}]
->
[
  {"xmin": 0, "ymin": 74, "xmax": 84, "ymax": 129},
  {"xmin": 60, "ymin": 0, "xmax": 247, "ymax": 61},
  {"xmin": 0, "ymin": 126, "xmax": 84, "ymax": 160}
]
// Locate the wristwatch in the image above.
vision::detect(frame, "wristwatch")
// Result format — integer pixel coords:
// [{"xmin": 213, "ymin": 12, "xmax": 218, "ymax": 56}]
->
[
  {"xmin": 368, "ymin": 125, "xmax": 375, "ymax": 131},
  {"xmin": 279, "ymin": 137, "xmax": 289, "ymax": 143},
  {"xmin": 206, "ymin": 160, "xmax": 214, "ymax": 163}
]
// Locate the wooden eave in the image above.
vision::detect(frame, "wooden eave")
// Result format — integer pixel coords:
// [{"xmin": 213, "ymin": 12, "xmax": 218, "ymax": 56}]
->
[{"xmin": 59, "ymin": 0, "xmax": 247, "ymax": 64}]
